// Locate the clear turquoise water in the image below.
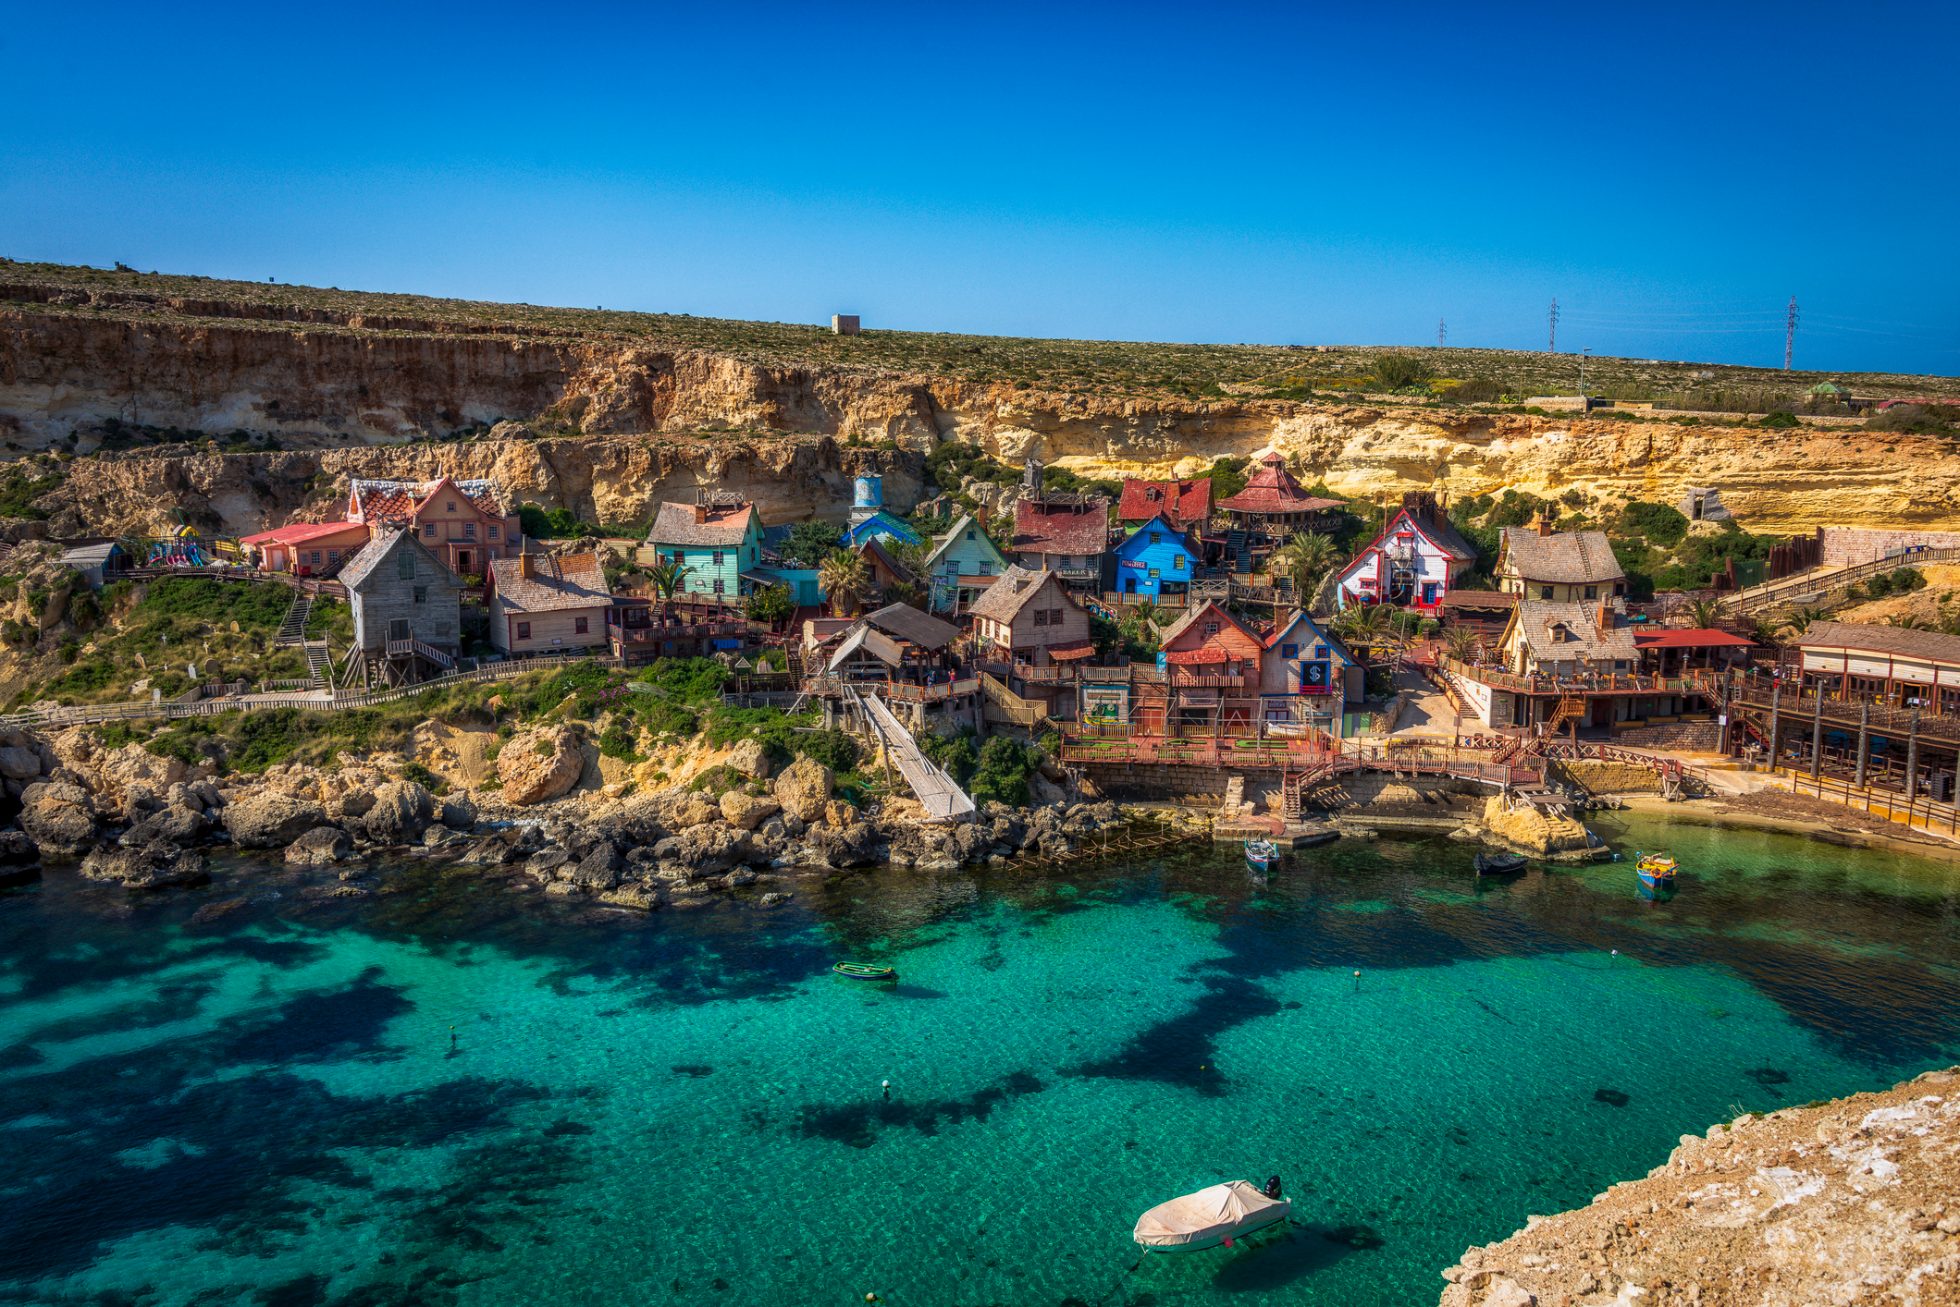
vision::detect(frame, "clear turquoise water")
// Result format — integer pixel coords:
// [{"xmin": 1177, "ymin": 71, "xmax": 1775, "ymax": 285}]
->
[{"xmin": 2, "ymin": 812, "xmax": 1957, "ymax": 1307}]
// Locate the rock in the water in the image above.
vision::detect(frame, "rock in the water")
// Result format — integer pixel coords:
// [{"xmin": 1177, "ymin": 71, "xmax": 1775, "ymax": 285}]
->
[
  {"xmin": 773, "ymin": 756, "xmax": 833, "ymax": 823},
  {"xmin": 673, "ymin": 824, "xmax": 740, "ymax": 876},
  {"xmin": 364, "ymin": 780, "xmax": 434, "ymax": 844},
  {"xmin": 438, "ymin": 795, "xmax": 477, "ymax": 830},
  {"xmin": 284, "ymin": 826, "xmax": 353, "ymax": 866},
  {"xmin": 567, "ymin": 843, "xmax": 622, "ymax": 891},
  {"xmin": 498, "ymin": 725, "xmax": 585, "ymax": 805},
  {"xmin": 598, "ymin": 884, "xmax": 660, "ymax": 911},
  {"xmin": 718, "ymin": 789, "xmax": 780, "ymax": 832},
  {"xmin": 0, "ymin": 827, "xmax": 40, "ymax": 885},
  {"xmin": 726, "ymin": 737, "xmax": 773, "ymax": 780},
  {"xmin": 18, "ymin": 780, "xmax": 99, "ymax": 856},
  {"xmin": 223, "ymin": 791, "xmax": 328, "ymax": 848},
  {"xmin": 524, "ymin": 847, "xmax": 572, "ymax": 881},
  {"xmin": 80, "ymin": 840, "xmax": 208, "ymax": 890}
]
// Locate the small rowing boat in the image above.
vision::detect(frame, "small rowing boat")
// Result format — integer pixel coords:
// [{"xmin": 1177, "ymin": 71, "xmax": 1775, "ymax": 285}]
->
[
  {"xmin": 831, "ymin": 962, "xmax": 898, "ymax": 981},
  {"xmin": 1634, "ymin": 852, "xmax": 1679, "ymax": 891},
  {"xmin": 1134, "ymin": 1180, "xmax": 1291, "ymax": 1253},
  {"xmin": 1474, "ymin": 852, "xmax": 1528, "ymax": 877},
  {"xmin": 1244, "ymin": 839, "xmax": 1278, "ymax": 873}
]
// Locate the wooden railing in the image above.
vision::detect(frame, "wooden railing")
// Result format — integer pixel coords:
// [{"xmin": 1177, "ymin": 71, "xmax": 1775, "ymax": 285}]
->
[
  {"xmin": 1726, "ymin": 684, "xmax": 1960, "ymax": 745},
  {"xmin": 1718, "ymin": 546, "xmax": 1960, "ymax": 615},
  {"xmin": 1443, "ymin": 658, "xmax": 1717, "ymax": 699}
]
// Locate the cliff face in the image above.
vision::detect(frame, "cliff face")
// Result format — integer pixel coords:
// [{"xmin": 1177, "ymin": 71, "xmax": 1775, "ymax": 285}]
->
[
  {"xmin": 38, "ymin": 436, "xmax": 922, "ymax": 538},
  {"xmin": 5, "ymin": 293, "xmax": 1958, "ymax": 536},
  {"xmin": 1439, "ymin": 1066, "xmax": 1960, "ymax": 1307}
]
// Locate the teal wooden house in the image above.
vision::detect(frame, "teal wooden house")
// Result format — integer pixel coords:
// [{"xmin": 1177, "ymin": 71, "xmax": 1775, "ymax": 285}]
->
[
  {"xmin": 923, "ymin": 513, "xmax": 1010, "ymax": 613},
  {"xmin": 647, "ymin": 497, "xmax": 764, "ymax": 600},
  {"xmin": 1111, "ymin": 513, "xmax": 1197, "ymax": 599}
]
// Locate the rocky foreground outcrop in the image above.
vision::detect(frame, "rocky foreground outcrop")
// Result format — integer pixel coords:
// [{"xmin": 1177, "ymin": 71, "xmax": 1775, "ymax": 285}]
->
[{"xmin": 1439, "ymin": 1067, "xmax": 1960, "ymax": 1307}]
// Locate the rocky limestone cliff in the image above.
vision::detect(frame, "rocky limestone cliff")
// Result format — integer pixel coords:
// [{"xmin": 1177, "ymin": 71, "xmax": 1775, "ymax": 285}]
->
[
  {"xmin": 6, "ymin": 292, "xmax": 1959, "ymax": 535},
  {"xmin": 34, "ymin": 434, "xmax": 922, "ymax": 537},
  {"xmin": 1439, "ymin": 1066, "xmax": 1960, "ymax": 1307}
]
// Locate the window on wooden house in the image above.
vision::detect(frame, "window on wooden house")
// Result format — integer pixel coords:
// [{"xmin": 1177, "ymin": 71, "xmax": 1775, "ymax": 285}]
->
[
  {"xmin": 447, "ymin": 502, "xmax": 457, "ymax": 512},
  {"xmin": 1033, "ymin": 609, "xmax": 1050, "ymax": 627},
  {"xmin": 412, "ymin": 586, "xmax": 427, "ymax": 604},
  {"xmin": 713, "ymin": 579, "xmax": 725, "ymax": 594},
  {"xmin": 1047, "ymin": 608, "xmax": 1064, "ymax": 624},
  {"xmin": 1150, "ymin": 532, "xmax": 1162, "ymax": 545},
  {"xmin": 397, "ymin": 551, "xmax": 415, "ymax": 580},
  {"xmin": 712, "ymin": 550, "xmax": 724, "ymax": 565},
  {"xmin": 463, "ymin": 523, "xmax": 476, "ymax": 540},
  {"xmin": 977, "ymin": 562, "xmax": 991, "ymax": 576},
  {"xmin": 1204, "ymin": 621, "xmax": 1220, "ymax": 636},
  {"xmin": 1583, "ymin": 584, "xmax": 1597, "ymax": 599},
  {"xmin": 575, "ymin": 616, "xmax": 589, "ymax": 634},
  {"xmin": 1173, "ymin": 555, "xmax": 1185, "ymax": 569},
  {"xmin": 1281, "ymin": 643, "xmax": 1298, "ymax": 659},
  {"xmin": 488, "ymin": 525, "xmax": 499, "ymax": 539},
  {"xmin": 516, "ymin": 621, "xmax": 531, "ymax": 640},
  {"xmin": 1540, "ymin": 585, "xmax": 1554, "ymax": 599}
]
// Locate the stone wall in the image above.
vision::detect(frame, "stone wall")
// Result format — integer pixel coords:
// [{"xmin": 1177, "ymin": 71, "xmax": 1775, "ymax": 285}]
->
[{"xmin": 1819, "ymin": 525, "xmax": 1960, "ymax": 567}]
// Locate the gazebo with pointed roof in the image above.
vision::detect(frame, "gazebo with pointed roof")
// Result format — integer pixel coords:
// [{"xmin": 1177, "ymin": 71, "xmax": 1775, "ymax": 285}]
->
[{"xmin": 1217, "ymin": 452, "xmax": 1344, "ymax": 545}]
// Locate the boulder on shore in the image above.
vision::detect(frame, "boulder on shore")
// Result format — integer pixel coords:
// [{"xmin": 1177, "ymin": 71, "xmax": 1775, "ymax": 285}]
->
[
  {"xmin": 18, "ymin": 780, "xmax": 99, "ymax": 856},
  {"xmin": 726, "ymin": 738, "xmax": 773, "ymax": 780},
  {"xmin": 772, "ymin": 756, "xmax": 833, "ymax": 823},
  {"xmin": 365, "ymin": 780, "xmax": 434, "ymax": 844},
  {"xmin": 719, "ymin": 789, "xmax": 780, "ymax": 832},
  {"xmin": 223, "ymin": 792, "xmax": 328, "ymax": 849},
  {"xmin": 498, "ymin": 726, "xmax": 584, "ymax": 805}
]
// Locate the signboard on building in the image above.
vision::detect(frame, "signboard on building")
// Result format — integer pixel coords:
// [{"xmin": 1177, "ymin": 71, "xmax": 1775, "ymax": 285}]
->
[{"xmin": 1081, "ymin": 684, "xmax": 1130, "ymax": 727}]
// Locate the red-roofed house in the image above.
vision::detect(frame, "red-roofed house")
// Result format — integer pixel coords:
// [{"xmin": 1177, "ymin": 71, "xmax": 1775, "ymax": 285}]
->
[
  {"xmin": 1633, "ymin": 628, "xmax": 1755, "ymax": 675},
  {"xmin": 1150, "ymin": 600, "xmax": 1264, "ymax": 733},
  {"xmin": 1011, "ymin": 496, "xmax": 1110, "ymax": 590},
  {"xmin": 1117, "ymin": 478, "xmax": 1212, "ymax": 531},
  {"xmin": 346, "ymin": 476, "xmax": 522, "ymax": 580},
  {"xmin": 240, "ymin": 520, "xmax": 372, "ymax": 574}
]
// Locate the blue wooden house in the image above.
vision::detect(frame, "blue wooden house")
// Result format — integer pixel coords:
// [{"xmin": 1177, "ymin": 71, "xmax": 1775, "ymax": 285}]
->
[{"xmin": 1111, "ymin": 512, "xmax": 1198, "ymax": 600}]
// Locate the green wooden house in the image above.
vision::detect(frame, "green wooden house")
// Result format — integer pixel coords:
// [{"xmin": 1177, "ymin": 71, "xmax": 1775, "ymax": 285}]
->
[
  {"xmin": 647, "ymin": 497, "xmax": 764, "ymax": 601},
  {"xmin": 923, "ymin": 512, "xmax": 1010, "ymax": 614}
]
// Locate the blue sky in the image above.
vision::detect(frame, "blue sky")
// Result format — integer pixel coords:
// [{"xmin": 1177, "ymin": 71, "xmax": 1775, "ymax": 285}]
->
[{"xmin": 3, "ymin": 2, "xmax": 1954, "ymax": 374}]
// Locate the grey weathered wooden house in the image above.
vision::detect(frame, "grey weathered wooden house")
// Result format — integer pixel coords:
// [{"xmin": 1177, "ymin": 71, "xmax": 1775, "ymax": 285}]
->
[{"xmin": 339, "ymin": 527, "xmax": 463, "ymax": 688}]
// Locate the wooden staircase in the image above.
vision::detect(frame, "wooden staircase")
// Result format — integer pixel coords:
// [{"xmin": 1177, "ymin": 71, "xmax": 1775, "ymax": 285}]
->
[
  {"xmin": 1546, "ymin": 697, "xmax": 1587, "ymax": 732},
  {"xmin": 1226, "ymin": 528, "xmax": 1251, "ymax": 574},
  {"xmin": 304, "ymin": 640, "xmax": 332, "ymax": 686},
  {"xmin": 275, "ymin": 593, "xmax": 313, "ymax": 645}
]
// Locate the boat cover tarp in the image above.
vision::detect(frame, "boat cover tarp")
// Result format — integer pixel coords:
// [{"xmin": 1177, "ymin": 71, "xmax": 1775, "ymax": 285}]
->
[{"xmin": 1133, "ymin": 1182, "xmax": 1288, "ymax": 1248}]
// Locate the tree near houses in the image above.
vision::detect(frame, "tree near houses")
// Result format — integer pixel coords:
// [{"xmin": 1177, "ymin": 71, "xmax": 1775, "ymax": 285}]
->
[
  {"xmin": 744, "ymin": 583, "xmax": 795, "ymax": 628},
  {"xmin": 647, "ymin": 558, "xmax": 692, "ymax": 614},
  {"xmin": 1270, "ymin": 530, "xmax": 1339, "ymax": 597},
  {"xmin": 818, "ymin": 552, "xmax": 869, "ymax": 617},
  {"xmin": 1443, "ymin": 625, "xmax": 1483, "ymax": 664}
]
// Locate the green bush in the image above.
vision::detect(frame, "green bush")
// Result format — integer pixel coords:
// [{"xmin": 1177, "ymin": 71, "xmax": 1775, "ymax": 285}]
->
[
  {"xmin": 1619, "ymin": 501, "xmax": 1689, "ymax": 549},
  {"xmin": 1865, "ymin": 572, "xmax": 1895, "ymax": 598},
  {"xmin": 782, "ymin": 521, "xmax": 846, "ymax": 568},
  {"xmin": 1759, "ymin": 410, "xmax": 1799, "ymax": 429},
  {"xmin": 797, "ymin": 727, "xmax": 860, "ymax": 773},
  {"xmin": 970, "ymin": 735, "xmax": 1041, "ymax": 807},
  {"xmin": 0, "ymin": 466, "xmax": 64, "ymax": 519},
  {"xmin": 1370, "ymin": 353, "xmax": 1432, "ymax": 391},
  {"xmin": 400, "ymin": 760, "xmax": 450, "ymax": 795},
  {"xmin": 597, "ymin": 718, "xmax": 643, "ymax": 762},
  {"xmin": 916, "ymin": 728, "xmax": 978, "ymax": 785}
]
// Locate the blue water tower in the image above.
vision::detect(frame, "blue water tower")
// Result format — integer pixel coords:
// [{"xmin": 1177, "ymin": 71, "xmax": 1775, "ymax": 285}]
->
[{"xmin": 851, "ymin": 474, "xmax": 883, "ymax": 525}]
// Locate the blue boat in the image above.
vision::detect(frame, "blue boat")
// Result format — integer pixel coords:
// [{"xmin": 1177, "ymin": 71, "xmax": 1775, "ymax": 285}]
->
[
  {"xmin": 1634, "ymin": 852, "xmax": 1679, "ymax": 892},
  {"xmin": 1244, "ymin": 839, "xmax": 1278, "ymax": 873}
]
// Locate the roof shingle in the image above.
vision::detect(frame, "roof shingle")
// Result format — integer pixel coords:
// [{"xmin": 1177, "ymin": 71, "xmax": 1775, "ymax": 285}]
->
[
  {"xmin": 649, "ymin": 501, "xmax": 759, "ymax": 548},
  {"xmin": 1500, "ymin": 528, "xmax": 1626, "ymax": 586},
  {"xmin": 490, "ymin": 552, "xmax": 610, "ymax": 613},
  {"xmin": 1012, "ymin": 499, "xmax": 1109, "ymax": 555},
  {"xmin": 1796, "ymin": 621, "xmax": 1960, "ymax": 665},
  {"xmin": 1118, "ymin": 478, "xmax": 1212, "ymax": 527}
]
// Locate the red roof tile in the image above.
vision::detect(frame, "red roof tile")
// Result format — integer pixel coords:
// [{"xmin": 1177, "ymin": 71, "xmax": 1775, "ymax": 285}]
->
[
  {"xmin": 1012, "ymin": 499, "xmax": 1109, "ymax": 555},
  {"xmin": 1118, "ymin": 478, "xmax": 1212, "ymax": 527},
  {"xmin": 1217, "ymin": 453, "xmax": 1344, "ymax": 516}
]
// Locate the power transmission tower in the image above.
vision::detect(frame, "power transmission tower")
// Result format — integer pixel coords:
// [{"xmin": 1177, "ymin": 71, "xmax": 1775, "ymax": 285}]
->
[
  {"xmin": 1548, "ymin": 298, "xmax": 1559, "ymax": 354},
  {"xmin": 1437, "ymin": 318, "xmax": 1447, "ymax": 348},
  {"xmin": 1784, "ymin": 296, "xmax": 1799, "ymax": 370}
]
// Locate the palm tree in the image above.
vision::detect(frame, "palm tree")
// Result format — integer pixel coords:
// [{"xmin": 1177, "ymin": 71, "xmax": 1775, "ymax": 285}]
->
[
  {"xmin": 1686, "ymin": 596, "xmax": 1724, "ymax": 628},
  {"xmin": 1335, "ymin": 602, "xmax": 1391, "ymax": 645},
  {"xmin": 647, "ymin": 558, "xmax": 692, "ymax": 617},
  {"xmin": 1778, "ymin": 605, "xmax": 1827, "ymax": 639},
  {"xmin": 1270, "ymin": 531, "xmax": 1339, "ymax": 599},
  {"xmin": 1442, "ymin": 625, "xmax": 1482, "ymax": 665},
  {"xmin": 819, "ymin": 552, "xmax": 869, "ymax": 617}
]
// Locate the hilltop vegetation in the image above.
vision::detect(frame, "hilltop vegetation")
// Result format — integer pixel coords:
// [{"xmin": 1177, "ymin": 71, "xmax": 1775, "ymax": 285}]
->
[{"xmin": 5, "ymin": 259, "xmax": 1954, "ymax": 410}]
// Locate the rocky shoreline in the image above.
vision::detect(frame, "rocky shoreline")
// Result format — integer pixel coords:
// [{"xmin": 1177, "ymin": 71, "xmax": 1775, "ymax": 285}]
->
[{"xmin": 0, "ymin": 723, "xmax": 1132, "ymax": 911}]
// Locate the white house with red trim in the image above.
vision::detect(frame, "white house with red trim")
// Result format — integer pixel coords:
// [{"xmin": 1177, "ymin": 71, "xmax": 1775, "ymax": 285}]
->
[{"xmin": 1332, "ymin": 495, "xmax": 1477, "ymax": 612}]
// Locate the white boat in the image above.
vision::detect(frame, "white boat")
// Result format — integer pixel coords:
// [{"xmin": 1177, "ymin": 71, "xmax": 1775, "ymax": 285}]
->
[{"xmin": 1132, "ymin": 1181, "xmax": 1291, "ymax": 1253}]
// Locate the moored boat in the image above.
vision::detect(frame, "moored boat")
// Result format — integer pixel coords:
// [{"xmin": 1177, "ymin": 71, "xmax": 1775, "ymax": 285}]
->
[
  {"xmin": 1244, "ymin": 839, "xmax": 1278, "ymax": 873},
  {"xmin": 1134, "ymin": 1180, "xmax": 1291, "ymax": 1253},
  {"xmin": 831, "ymin": 962, "xmax": 898, "ymax": 981},
  {"xmin": 1634, "ymin": 852, "xmax": 1679, "ymax": 891},
  {"xmin": 1474, "ymin": 851, "xmax": 1528, "ymax": 877}
]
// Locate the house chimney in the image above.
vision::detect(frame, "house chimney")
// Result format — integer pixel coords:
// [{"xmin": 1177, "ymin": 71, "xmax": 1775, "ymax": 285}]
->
[
  {"xmin": 1535, "ymin": 510, "xmax": 1552, "ymax": 538},
  {"xmin": 694, "ymin": 504, "xmax": 708, "ymax": 524},
  {"xmin": 1596, "ymin": 595, "xmax": 1611, "ymax": 630},
  {"xmin": 520, "ymin": 551, "xmax": 535, "ymax": 579}
]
